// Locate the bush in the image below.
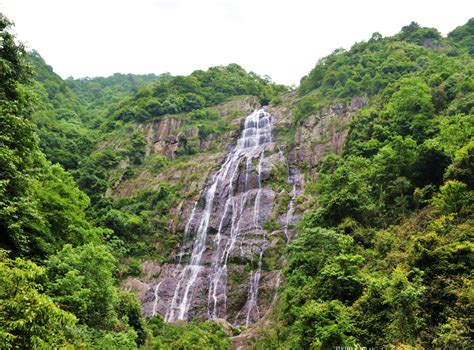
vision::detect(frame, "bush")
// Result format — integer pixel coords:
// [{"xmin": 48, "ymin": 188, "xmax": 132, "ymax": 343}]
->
[{"xmin": 432, "ymin": 180, "xmax": 470, "ymax": 214}]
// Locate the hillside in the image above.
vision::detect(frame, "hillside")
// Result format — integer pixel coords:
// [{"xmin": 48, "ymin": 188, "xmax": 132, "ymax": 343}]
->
[
  {"xmin": 1, "ymin": 10, "xmax": 473, "ymax": 349},
  {"xmin": 252, "ymin": 20, "xmax": 474, "ymax": 349}
]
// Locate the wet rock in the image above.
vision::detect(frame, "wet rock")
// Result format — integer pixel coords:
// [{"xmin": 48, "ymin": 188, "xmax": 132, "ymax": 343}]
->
[
  {"xmin": 124, "ymin": 108, "xmax": 299, "ymax": 327},
  {"xmin": 120, "ymin": 105, "xmax": 306, "ymax": 329},
  {"xmin": 144, "ymin": 116, "xmax": 182, "ymax": 159}
]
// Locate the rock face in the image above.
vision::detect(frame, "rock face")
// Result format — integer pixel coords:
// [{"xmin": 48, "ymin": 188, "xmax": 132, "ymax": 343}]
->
[
  {"xmin": 134, "ymin": 108, "xmax": 294, "ymax": 326},
  {"xmin": 272, "ymin": 95, "xmax": 367, "ymax": 171},
  {"xmin": 140, "ymin": 96, "xmax": 261, "ymax": 161},
  {"xmin": 144, "ymin": 117, "xmax": 182, "ymax": 159},
  {"xmin": 292, "ymin": 97, "xmax": 367, "ymax": 168},
  {"xmin": 120, "ymin": 95, "xmax": 363, "ymax": 329}
]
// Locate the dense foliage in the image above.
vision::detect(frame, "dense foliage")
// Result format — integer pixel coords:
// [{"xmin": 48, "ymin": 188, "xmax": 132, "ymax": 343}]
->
[
  {"xmin": 264, "ymin": 20, "xmax": 474, "ymax": 349},
  {"xmin": 69, "ymin": 61, "xmax": 286, "ymax": 264},
  {"xmin": 449, "ymin": 18, "xmax": 474, "ymax": 54},
  {"xmin": 25, "ymin": 51, "xmax": 95, "ymax": 170},
  {"xmin": 0, "ymin": 13, "xmax": 232, "ymax": 348},
  {"xmin": 2, "ymin": 9, "xmax": 472, "ymax": 348},
  {"xmin": 147, "ymin": 316, "xmax": 231, "ymax": 349},
  {"xmin": 108, "ymin": 64, "xmax": 284, "ymax": 124},
  {"xmin": 294, "ymin": 21, "xmax": 472, "ymax": 123},
  {"xmin": 66, "ymin": 72, "xmax": 161, "ymax": 113}
]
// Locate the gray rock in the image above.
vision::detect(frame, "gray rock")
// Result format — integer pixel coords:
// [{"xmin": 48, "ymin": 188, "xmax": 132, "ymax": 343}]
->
[{"xmin": 121, "ymin": 105, "xmax": 307, "ymax": 328}]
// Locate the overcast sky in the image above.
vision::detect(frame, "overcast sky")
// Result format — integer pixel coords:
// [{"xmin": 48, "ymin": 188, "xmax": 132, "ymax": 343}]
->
[{"xmin": 1, "ymin": 0, "xmax": 473, "ymax": 85}]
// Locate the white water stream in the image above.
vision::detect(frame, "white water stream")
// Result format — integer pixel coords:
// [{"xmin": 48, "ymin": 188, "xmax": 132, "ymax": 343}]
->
[{"xmin": 165, "ymin": 108, "xmax": 273, "ymax": 322}]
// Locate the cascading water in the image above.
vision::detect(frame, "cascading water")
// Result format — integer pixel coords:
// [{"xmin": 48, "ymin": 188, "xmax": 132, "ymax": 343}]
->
[
  {"xmin": 151, "ymin": 281, "xmax": 163, "ymax": 316},
  {"xmin": 242, "ymin": 152, "xmax": 265, "ymax": 325},
  {"xmin": 165, "ymin": 182, "xmax": 217, "ymax": 321},
  {"xmin": 177, "ymin": 202, "xmax": 197, "ymax": 264},
  {"xmin": 165, "ymin": 108, "xmax": 274, "ymax": 323}
]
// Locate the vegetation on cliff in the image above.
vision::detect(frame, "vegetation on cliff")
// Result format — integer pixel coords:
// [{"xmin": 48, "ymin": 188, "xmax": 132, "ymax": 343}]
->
[
  {"xmin": 259, "ymin": 19, "xmax": 474, "ymax": 349},
  {"xmin": 0, "ymin": 13, "xmax": 247, "ymax": 348},
  {"xmin": 1, "ymin": 8, "xmax": 472, "ymax": 349}
]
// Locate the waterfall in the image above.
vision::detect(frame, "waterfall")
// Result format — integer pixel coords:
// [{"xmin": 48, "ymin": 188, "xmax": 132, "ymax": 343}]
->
[
  {"xmin": 177, "ymin": 202, "xmax": 197, "ymax": 264},
  {"xmin": 165, "ymin": 181, "xmax": 218, "ymax": 322},
  {"xmin": 243, "ymin": 152, "xmax": 265, "ymax": 325},
  {"xmin": 165, "ymin": 108, "xmax": 273, "ymax": 323},
  {"xmin": 152, "ymin": 280, "xmax": 163, "ymax": 316},
  {"xmin": 273, "ymin": 271, "xmax": 282, "ymax": 303},
  {"xmin": 284, "ymin": 154, "xmax": 299, "ymax": 244}
]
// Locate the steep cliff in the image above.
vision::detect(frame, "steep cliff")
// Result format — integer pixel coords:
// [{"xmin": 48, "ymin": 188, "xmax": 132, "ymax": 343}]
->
[
  {"xmin": 119, "ymin": 100, "xmax": 297, "ymax": 327},
  {"xmin": 5, "ymin": 13, "xmax": 472, "ymax": 349},
  {"xmin": 114, "ymin": 86, "xmax": 368, "ymax": 330}
]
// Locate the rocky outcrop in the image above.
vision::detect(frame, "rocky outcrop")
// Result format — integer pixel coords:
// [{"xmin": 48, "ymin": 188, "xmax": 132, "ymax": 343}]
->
[
  {"xmin": 140, "ymin": 96, "xmax": 260, "ymax": 161},
  {"xmin": 121, "ymin": 260, "xmax": 162, "ymax": 301},
  {"xmin": 293, "ymin": 96, "xmax": 367, "ymax": 169},
  {"xmin": 144, "ymin": 117, "xmax": 181, "ymax": 159},
  {"xmin": 271, "ymin": 95, "xmax": 367, "ymax": 173},
  {"xmin": 119, "ymin": 94, "xmax": 363, "ymax": 333},
  {"xmin": 123, "ymin": 107, "xmax": 298, "ymax": 328}
]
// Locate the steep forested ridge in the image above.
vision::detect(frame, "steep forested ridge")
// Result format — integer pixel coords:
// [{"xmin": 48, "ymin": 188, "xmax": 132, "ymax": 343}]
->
[
  {"xmin": 0, "ymin": 13, "xmax": 237, "ymax": 348},
  {"xmin": 1, "ymin": 10, "xmax": 473, "ymax": 349},
  {"xmin": 255, "ymin": 20, "xmax": 474, "ymax": 349}
]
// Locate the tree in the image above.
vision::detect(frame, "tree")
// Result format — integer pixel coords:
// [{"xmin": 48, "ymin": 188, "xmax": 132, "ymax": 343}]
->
[
  {"xmin": 297, "ymin": 300, "xmax": 354, "ymax": 349},
  {"xmin": 0, "ymin": 250, "xmax": 77, "ymax": 348},
  {"xmin": 310, "ymin": 156, "xmax": 376, "ymax": 226},
  {"xmin": 116, "ymin": 292, "xmax": 147, "ymax": 345},
  {"xmin": 432, "ymin": 180, "xmax": 470, "ymax": 214},
  {"xmin": 0, "ymin": 13, "xmax": 45, "ymax": 256},
  {"xmin": 316, "ymin": 253, "xmax": 365, "ymax": 304},
  {"xmin": 32, "ymin": 163, "xmax": 93, "ymax": 246},
  {"xmin": 448, "ymin": 18, "xmax": 474, "ymax": 54},
  {"xmin": 430, "ymin": 114, "xmax": 474, "ymax": 159},
  {"xmin": 45, "ymin": 243, "xmax": 118, "ymax": 329},
  {"xmin": 386, "ymin": 77, "xmax": 434, "ymax": 141},
  {"xmin": 384, "ymin": 267, "xmax": 425, "ymax": 345},
  {"xmin": 147, "ymin": 317, "xmax": 231, "ymax": 350},
  {"xmin": 445, "ymin": 140, "xmax": 474, "ymax": 188}
]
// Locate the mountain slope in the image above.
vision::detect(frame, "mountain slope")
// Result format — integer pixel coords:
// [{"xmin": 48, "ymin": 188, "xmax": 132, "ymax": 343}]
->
[
  {"xmin": 1, "ymin": 10, "xmax": 473, "ymax": 349},
  {"xmin": 252, "ymin": 19, "xmax": 474, "ymax": 349}
]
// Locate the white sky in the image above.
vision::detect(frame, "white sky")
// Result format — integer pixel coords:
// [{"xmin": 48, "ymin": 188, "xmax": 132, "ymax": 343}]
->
[{"xmin": 1, "ymin": 0, "xmax": 473, "ymax": 85}]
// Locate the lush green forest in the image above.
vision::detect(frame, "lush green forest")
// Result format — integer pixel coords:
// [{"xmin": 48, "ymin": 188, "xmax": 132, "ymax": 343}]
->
[
  {"xmin": 257, "ymin": 20, "xmax": 474, "ymax": 349},
  {"xmin": 0, "ymin": 13, "xmax": 256, "ymax": 348},
  {"xmin": 1, "ymin": 9, "xmax": 473, "ymax": 349}
]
